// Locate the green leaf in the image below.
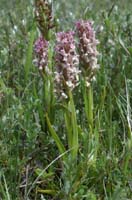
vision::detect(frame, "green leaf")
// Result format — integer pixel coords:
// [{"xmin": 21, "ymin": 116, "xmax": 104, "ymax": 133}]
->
[
  {"xmin": 35, "ymin": 168, "xmax": 54, "ymax": 179},
  {"xmin": 64, "ymin": 111, "xmax": 73, "ymax": 149},
  {"xmin": 68, "ymin": 91, "xmax": 78, "ymax": 161},
  {"xmin": 119, "ymin": 36, "xmax": 130, "ymax": 55},
  {"xmin": 46, "ymin": 114, "xmax": 66, "ymax": 155},
  {"xmin": 37, "ymin": 189, "xmax": 57, "ymax": 195}
]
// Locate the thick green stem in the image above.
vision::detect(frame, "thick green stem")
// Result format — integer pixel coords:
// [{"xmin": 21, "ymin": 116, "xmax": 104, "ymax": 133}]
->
[
  {"xmin": 83, "ymin": 80, "xmax": 93, "ymax": 131},
  {"xmin": 64, "ymin": 91, "xmax": 78, "ymax": 162}
]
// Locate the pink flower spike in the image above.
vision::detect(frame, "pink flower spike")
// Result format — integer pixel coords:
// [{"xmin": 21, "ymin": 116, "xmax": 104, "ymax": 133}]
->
[
  {"xmin": 34, "ymin": 36, "xmax": 49, "ymax": 72},
  {"xmin": 75, "ymin": 20, "xmax": 99, "ymax": 67},
  {"xmin": 55, "ymin": 31, "xmax": 80, "ymax": 98},
  {"xmin": 75, "ymin": 20, "xmax": 99, "ymax": 85}
]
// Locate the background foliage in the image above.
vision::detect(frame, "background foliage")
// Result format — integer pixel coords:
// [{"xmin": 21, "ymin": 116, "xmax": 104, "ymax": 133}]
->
[{"xmin": 0, "ymin": 0, "xmax": 132, "ymax": 199}]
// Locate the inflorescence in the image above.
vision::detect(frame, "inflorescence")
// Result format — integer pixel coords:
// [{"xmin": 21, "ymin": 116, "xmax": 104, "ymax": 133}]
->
[
  {"xmin": 34, "ymin": 2, "xmax": 99, "ymax": 98},
  {"xmin": 54, "ymin": 31, "xmax": 80, "ymax": 98},
  {"xmin": 76, "ymin": 20, "xmax": 99, "ymax": 86},
  {"xmin": 34, "ymin": 36, "xmax": 49, "ymax": 72}
]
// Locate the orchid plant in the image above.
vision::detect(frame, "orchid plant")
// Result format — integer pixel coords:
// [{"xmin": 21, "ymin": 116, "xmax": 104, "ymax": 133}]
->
[{"xmin": 33, "ymin": 0, "xmax": 99, "ymax": 197}]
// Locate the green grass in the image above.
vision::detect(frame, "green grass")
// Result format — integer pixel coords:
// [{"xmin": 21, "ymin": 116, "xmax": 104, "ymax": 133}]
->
[{"xmin": 0, "ymin": 0, "xmax": 132, "ymax": 199}]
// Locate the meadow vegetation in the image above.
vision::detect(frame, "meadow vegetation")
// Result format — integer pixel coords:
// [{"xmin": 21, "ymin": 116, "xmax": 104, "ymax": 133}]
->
[{"xmin": 0, "ymin": 0, "xmax": 132, "ymax": 199}]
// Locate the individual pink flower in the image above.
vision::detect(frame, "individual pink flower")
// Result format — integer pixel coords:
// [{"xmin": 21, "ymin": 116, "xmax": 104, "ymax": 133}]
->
[
  {"xmin": 54, "ymin": 31, "xmax": 80, "ymax": 98},
  {"xmin": 34, "ymin": 36, "xmax": 49, "ymax": 72}
]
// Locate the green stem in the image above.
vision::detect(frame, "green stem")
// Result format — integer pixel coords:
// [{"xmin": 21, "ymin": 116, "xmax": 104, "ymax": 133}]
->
[
  {"xmin": 83, "ymin": 80, "xmax": 93, "ymax": 131},
  {"xmin": 87, "ymin": 85, "xmax": 93, "ymax": 131},
  {"xmin": 68, "ymin": 91, "xmax": 78, "ymax": 162}
]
